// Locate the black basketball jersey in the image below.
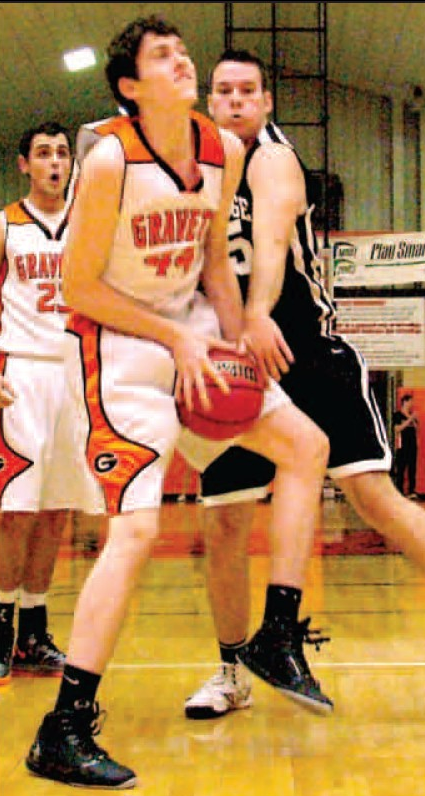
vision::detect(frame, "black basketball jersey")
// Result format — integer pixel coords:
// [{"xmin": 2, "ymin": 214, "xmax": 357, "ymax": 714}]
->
[{"xmin": 228, "ymin": 121, "xmax": 335, "ymax": 356}]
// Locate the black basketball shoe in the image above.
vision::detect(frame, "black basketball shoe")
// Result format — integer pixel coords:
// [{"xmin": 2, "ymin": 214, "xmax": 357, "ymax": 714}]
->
[
  {"xmin": 26, "ymin": 700, "xmax": 137, "ymax": 789},
  {"xmin": 237, "ymin": 617, "xmax": 333, "ymax": 714},
  {"xmin": 13, "ymin": 632, "xmax": 65, "ymax": 675}
]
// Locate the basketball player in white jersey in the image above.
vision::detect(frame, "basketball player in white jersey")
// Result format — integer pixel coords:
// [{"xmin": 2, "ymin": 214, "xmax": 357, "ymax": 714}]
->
[
  {"xmin": 26, "ymin": 16, "xmax": 331, "ymax": 789},
  {"xmin": 0, "ymin": 122, "xmax": 77, "ymax": 687},
  {"xmin": 185, "ymin": 49, "xmax": 425, "ymax": 720}
]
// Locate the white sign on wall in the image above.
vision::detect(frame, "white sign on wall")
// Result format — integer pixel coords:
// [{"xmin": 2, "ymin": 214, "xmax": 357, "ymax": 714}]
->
[{"xmin": 334, "ymin": 296, "xmax": 425, "ymax": 368}]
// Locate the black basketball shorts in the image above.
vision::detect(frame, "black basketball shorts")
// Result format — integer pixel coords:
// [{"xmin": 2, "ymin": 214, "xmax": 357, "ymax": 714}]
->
[{"xmin": 201, "ymin": 335, "xmax": 391, "ymax": 505}]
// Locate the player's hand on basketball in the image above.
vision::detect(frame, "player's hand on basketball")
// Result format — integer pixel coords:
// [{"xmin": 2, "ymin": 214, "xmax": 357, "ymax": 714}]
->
[
  {"xmin": 240, "ymin": 315, "xmax": 294, "ymax": 382},
  {"xmin": 0, "ymin": 377, "xmax": 16, "ymax": 407},
  {"xmin": 173, "ymin": 332, "xmax": 230, "ymax": 412}
]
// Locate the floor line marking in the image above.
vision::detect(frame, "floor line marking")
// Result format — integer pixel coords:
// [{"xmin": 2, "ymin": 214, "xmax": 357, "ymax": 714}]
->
[{"xmin": 109, "ymin": 660, "xmax": 425, "ymax": 671}]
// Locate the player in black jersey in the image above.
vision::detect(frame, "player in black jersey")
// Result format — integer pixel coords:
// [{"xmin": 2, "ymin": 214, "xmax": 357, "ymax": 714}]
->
[{"xmin": 185, "ymin": 49, "xmax": 425, "ymax": 720}]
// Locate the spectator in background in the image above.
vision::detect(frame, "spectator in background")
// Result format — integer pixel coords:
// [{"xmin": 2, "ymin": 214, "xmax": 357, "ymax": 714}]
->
[{"xmin": 394, "ymin": 393, "xmax": 419, "ymax": 498}]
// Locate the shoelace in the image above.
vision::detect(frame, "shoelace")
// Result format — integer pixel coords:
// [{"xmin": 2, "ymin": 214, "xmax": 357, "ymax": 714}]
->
[
  {"xmin": 195, "ymin": 665, "xmax": 244, "ymax": 696},
  {"xmin": 299, "ymin": 617, "xmax": 331, "ymax": 652},
  {"xmin": 262, "ymin": 617, "xmax": 330, "ymax": 685},
  {"xmin": 68, "ymin": 702, "xmax": 109, "ymax": 759},
  {"xmin": 289, "ymin": 618, "xmax": 330, "ymax": 686},
  {"xmin": 265, "ymin": 617, "xmax": 330, "ymax": 651},
  {"xmin": 202, "ymin": 667, "xmax": 231, "ymax": 692}
]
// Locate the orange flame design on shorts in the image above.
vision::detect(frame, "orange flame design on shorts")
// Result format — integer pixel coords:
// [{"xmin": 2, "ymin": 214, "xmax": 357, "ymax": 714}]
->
[
  {"xmin": 0, "ymin": 353, "xmax": 33, "ymax": 501},
  {"xmin": 68, "ymin": 314, "xmax": 158, "ymax": 515}
]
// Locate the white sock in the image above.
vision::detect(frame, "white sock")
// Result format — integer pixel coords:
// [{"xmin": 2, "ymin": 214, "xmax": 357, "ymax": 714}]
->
[
  {"xmin": 0, "ymin": 589, "xmax": 18, "ymax": 603},
  {"xmin": 19, "ymin": 590, "xmax": 47, "ymax": 609}
]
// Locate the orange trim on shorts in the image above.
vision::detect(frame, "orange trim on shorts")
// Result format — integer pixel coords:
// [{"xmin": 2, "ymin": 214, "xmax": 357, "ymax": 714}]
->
[
  {"xmin": 68, "ymin": 314, "xmax": 159, "ymax": 515},
  {"xmin": 0, "ymin": 352, "xmax": 33, "ymax": 500}
]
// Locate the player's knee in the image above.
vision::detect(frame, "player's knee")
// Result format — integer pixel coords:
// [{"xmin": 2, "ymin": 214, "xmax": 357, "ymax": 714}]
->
[
  {"xmin": 313, "ymin": 425, "xmax": 330, "ymax": 467},
  {"xmin": 296, "ymin": 420, "xmax": 329, "ymax": 473},
  {"xmin": 204, "ymin": 503, "xmax": 252, "ymax": 545},
  {"xmin": 109, "ymin": 511, "xmax": 161, "ymax": 552}
]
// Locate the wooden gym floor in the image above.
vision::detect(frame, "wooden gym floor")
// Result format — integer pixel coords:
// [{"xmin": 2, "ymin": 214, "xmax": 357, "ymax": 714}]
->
[{"xmin": 2, "ymin": 497, "xmax": 425, "ymax": 796}]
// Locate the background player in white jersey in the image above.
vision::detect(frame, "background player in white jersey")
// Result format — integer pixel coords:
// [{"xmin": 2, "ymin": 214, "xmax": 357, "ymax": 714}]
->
[
  {"xmin": 185, "ymin": 49, "xmax": 425, "ymax": 720},
  {"xmin": 25, "ymin": 16, "xmax": 331, "ymax": 789},
  {"xmin": 0, "ymin": 122, "xmax": 76, "ymax": 686}
]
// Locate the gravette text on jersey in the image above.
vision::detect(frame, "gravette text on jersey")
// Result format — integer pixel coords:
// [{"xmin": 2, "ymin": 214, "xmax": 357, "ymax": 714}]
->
[
  {"xmin": 14, "ymin": 251, "xmax": 63, "ymax": 280},
  {"xmin": 132, "ymin": 209, "xmax": 213, "ymax": 249}
]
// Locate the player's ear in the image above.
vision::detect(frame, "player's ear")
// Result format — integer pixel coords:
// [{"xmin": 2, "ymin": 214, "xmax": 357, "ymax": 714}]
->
[
  {"xmin": 118, "ymin": 76, "xmax": 138, "ymax": 102},
  {"xmin": 17, "ymin": 154, "xmax": 29, "ymax": 176},
  {"xmin": 264, "ymin": 89, "xmax": 273, "ymax": 116},
  {"xmin": 207, "ymin": 94, "xmax": 215, "ymax": 118}
]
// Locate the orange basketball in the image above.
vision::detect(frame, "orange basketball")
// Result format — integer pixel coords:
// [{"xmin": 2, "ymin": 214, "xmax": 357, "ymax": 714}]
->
[{"xmin": 176, "ymin": 348, "xmax": 265, "ymax": 441}]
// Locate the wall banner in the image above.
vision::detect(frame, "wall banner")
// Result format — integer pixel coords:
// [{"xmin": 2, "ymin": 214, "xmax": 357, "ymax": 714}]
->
[{"xmin": 332, "ymin": 232, "xmax": 425, "ymax": 287}]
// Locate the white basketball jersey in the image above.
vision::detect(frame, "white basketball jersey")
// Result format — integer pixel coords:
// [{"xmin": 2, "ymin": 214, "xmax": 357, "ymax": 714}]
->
[
  {"xmin": 76, "ymin": 113, "xmax": 225, "ymax": 320},
  {"xmin": 0, "ymin": 200, "xmax": 69, "ymax": 357}
]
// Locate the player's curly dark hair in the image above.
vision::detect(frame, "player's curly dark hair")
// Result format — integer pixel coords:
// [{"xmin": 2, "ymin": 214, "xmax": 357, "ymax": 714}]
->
[
  {"xmin": 19, "ymin": 122, "xmax": 72, "ymax": 159},
  {"xmin": 105, "ymin": 14, "xmax": 183, "ymax": 117}
]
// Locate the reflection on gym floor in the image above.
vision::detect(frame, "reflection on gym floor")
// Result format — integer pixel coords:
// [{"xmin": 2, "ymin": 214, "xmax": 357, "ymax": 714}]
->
[{"xmin": 2, "ymin": 497, "xmax": 425, "ymax": 796}]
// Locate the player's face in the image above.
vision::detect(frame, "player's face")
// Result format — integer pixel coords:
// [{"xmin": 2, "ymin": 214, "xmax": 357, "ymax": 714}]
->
[
  {"xmin": 20, "ymin": 133, "xmax": 72, "ymax": 197},
  {"xmin": 131, "ymin": 33, "xmax": 198, "ymax": 111},
  {"xmin": 208, "ymin": 61, "xmax": 272, "ymax": 147}
]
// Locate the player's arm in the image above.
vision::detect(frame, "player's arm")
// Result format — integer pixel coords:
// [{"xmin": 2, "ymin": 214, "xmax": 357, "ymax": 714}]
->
[
  {"xmin": 243, "ymin": 144, "xmax": 307, "ymax": 380},
  {"xmin": 176, "ymin": 128, "xmax": 245, "ymax": 410},
  {"xmin": 395, "ymin": 415, "xmax": 415, "ymax": 431},
  {"xmin": 200, "ymin": 128, "xmax": 245, "ymax": 344},
  {"xmin": 0, "ymin": 214, "xmax": 17, "ymax": 406},
  {"xmin": 0, "ymin": 213, "xmax": 5, "ymax": 280}
]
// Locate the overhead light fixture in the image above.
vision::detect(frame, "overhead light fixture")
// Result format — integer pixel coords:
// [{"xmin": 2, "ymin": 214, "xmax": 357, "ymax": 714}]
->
[{"xmin": 63, "ymin": 47, "xmax": 96, "ymax": 72}]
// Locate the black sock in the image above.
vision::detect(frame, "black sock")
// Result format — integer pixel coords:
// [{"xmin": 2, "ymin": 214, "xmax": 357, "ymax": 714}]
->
[
  {"xmin": 219, "ymin": 639, "xmax": 246, "ymax": 665},
  {"xmin": 17, "ymin": 605, "xmax": 47, "ymax": 645},
  {"xmin": 55, "ymin": 664, "xmax": 102, "ymax": 712},
  {"xmin": 263, "ymin": 584, "xmax": 302, "ymax": 625}
]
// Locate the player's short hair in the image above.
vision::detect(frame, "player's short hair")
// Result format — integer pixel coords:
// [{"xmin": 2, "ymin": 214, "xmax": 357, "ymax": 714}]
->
[
  {"xmin": 19, "ymin": 122, "xmax": 72, "ymax": 159},
  {"xmin": 105, "ymin": 14, "xmax": 183, "ymax": 117},
  {"xmin": 401, "ymin": 393, "xmax": 413, "ymax": 404},
  {"xmin": 208, "ymin": 48, "xmax": 269, "ymax": 92}
]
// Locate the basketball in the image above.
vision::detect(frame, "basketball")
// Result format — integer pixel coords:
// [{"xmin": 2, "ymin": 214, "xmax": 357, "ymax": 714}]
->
[{"xmin": 176, "ymin": 348, "xmax": 265, "ymax": 441}]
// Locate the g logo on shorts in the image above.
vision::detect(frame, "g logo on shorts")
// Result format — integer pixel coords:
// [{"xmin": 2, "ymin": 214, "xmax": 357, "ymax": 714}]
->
[{"xmin": 95, "ymin": 452, "xmax": 118, "ymax": 474}]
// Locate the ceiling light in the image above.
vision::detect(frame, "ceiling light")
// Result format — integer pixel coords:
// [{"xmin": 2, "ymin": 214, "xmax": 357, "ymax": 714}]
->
[{"xmin": 63, "ymin": 47, "xmax": 96, "ymax": 72}]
